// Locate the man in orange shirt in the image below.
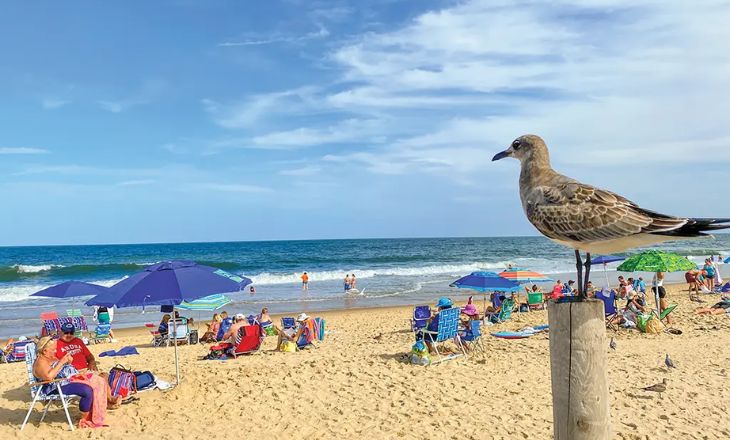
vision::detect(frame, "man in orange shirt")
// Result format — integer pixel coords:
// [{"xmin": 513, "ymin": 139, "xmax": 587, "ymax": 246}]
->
[{"xmin": 301, "ymin": 272, "xmax": 309, "ymax": 290}]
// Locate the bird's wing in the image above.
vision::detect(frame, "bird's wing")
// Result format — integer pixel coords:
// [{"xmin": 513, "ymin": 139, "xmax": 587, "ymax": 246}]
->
[{"xmin": 524, "ymin": 180, "xmax": 688, "ymax": 243}]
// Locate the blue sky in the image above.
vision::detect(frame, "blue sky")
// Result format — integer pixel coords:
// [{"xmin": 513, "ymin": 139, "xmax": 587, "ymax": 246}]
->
[{"xmin": 1, "ymin": 0, "xmax": 729, "ymax": 246}]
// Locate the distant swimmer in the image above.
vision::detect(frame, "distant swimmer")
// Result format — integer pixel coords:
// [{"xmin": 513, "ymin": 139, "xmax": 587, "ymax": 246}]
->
[
  {"xmin": 301, "ymin": 272, "xmax": 309, "ymax": 291},
  {"xmin": 249, "ymin": 285, "xmax": 256, "ymax": 295}
]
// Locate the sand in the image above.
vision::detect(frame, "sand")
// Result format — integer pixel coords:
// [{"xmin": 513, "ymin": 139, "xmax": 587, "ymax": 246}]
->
[{"xmin": 1, "ymin": 283, "xmax": 729, "ymax": 440}]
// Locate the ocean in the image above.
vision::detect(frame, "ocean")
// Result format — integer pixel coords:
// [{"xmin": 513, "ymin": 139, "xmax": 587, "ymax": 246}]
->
[{"xmin": 1, "ymin": 236, "xmax": 729, "ymax": 338}]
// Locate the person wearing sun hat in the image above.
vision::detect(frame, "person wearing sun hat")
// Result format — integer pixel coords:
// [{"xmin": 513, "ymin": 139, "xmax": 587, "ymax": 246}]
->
[
  {"xmin": 461, "ymin": 296, "xmax": 480, "ymax": 320},
  {"xmin": 423, "ymin": 297, "xmax": 453, "ymax": 354},
  {"xmin": 276, "ymin": 313, "xmax": 314, "ymax": 351}
]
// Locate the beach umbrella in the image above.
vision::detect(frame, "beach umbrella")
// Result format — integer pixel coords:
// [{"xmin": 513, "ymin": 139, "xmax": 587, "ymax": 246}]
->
[
  {"xmin": 178, "ymin": 293, "xmax": 231, "ymax": 311},
  {"xmin": 31, "ymin": 281, "xmax": 110, "ymax": 312},
  {"xmin": 86, "ymin": 260, "xmax": 251, "ymax": 385},
  {"xmin": 498, "ymin": 268, "xmax": 553, "ymax": 284},
  {"xmin": 725, "ymin": 257, "xmax": 730, "ymax": 264},
  {"xmin": 617, "ymin": 250, "xmax": 696, "ymax": 313},
  {"xmin": 450, "ymin": 271, "xmax": 522, "ymax": 315},
  {"xmin": 178, "ymin": 293, "xmax": 232, "ymax": 325},
  {"xmin": 590, "ymin": 255, "xmax": 626, "ymax": 288}
]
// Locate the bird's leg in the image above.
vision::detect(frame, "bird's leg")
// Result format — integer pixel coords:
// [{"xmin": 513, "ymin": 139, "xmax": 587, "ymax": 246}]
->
[
  {"xmin": 583, "ymin": 252, "xmax": 592, "ymax": 298},
  {"xmin": 575, "ymin": 250, "xmax": 584, "ymax": 297}
]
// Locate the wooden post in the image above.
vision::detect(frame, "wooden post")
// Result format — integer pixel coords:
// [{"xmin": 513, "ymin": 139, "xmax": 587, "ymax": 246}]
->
[{"xmin": 548, "ymin": 299, "xmax": 611, "ymax": 439}]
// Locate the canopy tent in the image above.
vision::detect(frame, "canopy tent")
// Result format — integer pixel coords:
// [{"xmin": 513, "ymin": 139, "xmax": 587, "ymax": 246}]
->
[
  {"xmin": 617, "ymin": 250, "xmax": 695, "ymax": 313},
  {"xmin": 178, "ymin": 293, "xmax": 232, "ymax": 326},
  {"xmin": 590, "ymin": 255, "xmax": 626, "ymax": 288},
  {"xmin": 450, "ymin": 271, "xmax": 522, "ymax": 316},
  {"xmin": 86, "ymin": 260, "xmax": 251, "ymax": 384}
]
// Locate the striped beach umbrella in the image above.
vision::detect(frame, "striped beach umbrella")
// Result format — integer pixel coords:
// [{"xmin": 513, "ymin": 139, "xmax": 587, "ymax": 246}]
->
[
  {"xmin": 498, "ymin": 268, "xmax": 553, "ymax": 284},
  {"xmin": 178, "ymin": 293, "xmax": 231, "ymax": 311}
]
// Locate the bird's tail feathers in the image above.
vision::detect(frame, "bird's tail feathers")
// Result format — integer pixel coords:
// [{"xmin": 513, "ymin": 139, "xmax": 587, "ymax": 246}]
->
[{"xmin": 655, "ymin": 218, "xmax": 730, "ymax": 237}]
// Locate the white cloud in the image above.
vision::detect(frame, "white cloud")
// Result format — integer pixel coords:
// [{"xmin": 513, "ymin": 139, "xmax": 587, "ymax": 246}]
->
[
  {"xmin": 41, "ymin": 98, "xmax": 70, "ymax": 109},
  {"xmin": 195, "ymin": 183, "xmax": 273, "ymax": 193},
  {"xmin": 98, "ymin": 79, "xmax": 167, "ymax": 113},
  {"xmin": 278, "ymin": 165, "xmax": 322, "ymax": 176},
  {"xmin": 116, "ymin": 179, "xmax": 156, "ymax": 187},
  {"xmin": 219, "ymin": 25, "xmax": 329, "ymax": 47},
  {"xmin": 0, "ymin": 147, "xmax": 49, "ymax": 155}
]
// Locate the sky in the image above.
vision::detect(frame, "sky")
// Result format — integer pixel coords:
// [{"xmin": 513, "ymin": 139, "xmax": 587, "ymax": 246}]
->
[{"xmin": 1, "ymin": 0, "xmax": 729, "ymax": 246}]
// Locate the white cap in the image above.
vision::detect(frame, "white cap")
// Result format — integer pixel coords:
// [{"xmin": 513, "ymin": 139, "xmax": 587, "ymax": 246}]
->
[
  {"xmin": 297, "ymin": 313, "xmax": 309, "ymax": 322},
  {"xmin": 18, "ymin": 336, "xmax": 28, "ymax": 341},
  {"xmin": 235, "ymin": 313, "xmax": 245, "ymax": 320}
]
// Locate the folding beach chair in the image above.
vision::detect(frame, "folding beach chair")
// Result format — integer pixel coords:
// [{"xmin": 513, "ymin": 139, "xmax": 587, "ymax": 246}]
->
[
  {"xmin": 4, "ymin": 340, "xmax": 33, "ymax": 363},
  {"xmin": 281, "ymin": 317, "xmax": 296, "ymax": 331},
  {"xmin": 91, "ymin": 323, "xmax": 112, "ymax": 344},
  {"xmin": 20, "ymin": 343, "xmax": 80, "ymax": 431},
  {"xmin": 233, "ymin": 324, "xmax": 264, "ymax": 356},
  {"xmin": 40, "ymin": 312, "xmax": 61, "ymax": 337},
  {"xmin": 527, "ymin": 292, "xmax": 545, "ymax": 311},
  {"xmin": 168, "ymin": 319, "xmax": 189, "ymax": 345},
  {"xmin": 487, "ymin": 298, "xmax": 515, "ymax": 324},
  {"xmin": 145, "ymin": 323, "xmax": 167, "ymax": 347},
  {"xmin": 460, "ymin": 320, "xmax": 485, "ymax": 354},
  {"xmin": 65, "ymin": 310, "xmax": 88, "ymax": 338},
  {"xmin": 597, "ymin": 289, "xmax": 619, "ymax": 329},
  {"xmin": 418, "ymin": 307, "xmax": 466, "ymax": 364},
  {"xmin": 410, "ymin": 305, "xmax": 431, "ymax": 332}
]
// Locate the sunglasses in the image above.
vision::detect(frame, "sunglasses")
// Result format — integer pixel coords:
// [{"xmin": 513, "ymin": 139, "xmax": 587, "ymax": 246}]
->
[{"xmin": 62, "ymin": 331, "xmax": 75, "ymax": 335}]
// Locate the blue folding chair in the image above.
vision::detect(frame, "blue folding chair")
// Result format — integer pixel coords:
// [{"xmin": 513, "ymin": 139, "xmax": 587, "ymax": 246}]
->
[
  {"xmin": 597, "ymin": 288, "xmax": 618, "ymax": 328},
  {"xmin": 410, "ymin": 305, "xmax": 431, "ymax": 332},
  {"xmin": 460, "ymin": 320, "xmax": 484, "ymax": 354},
  {"xmin": 419, "ymin": 307, "xmax": 466, "ymax": 364},
  {"xmin": 281, "ymin": 317, "xmax": 296, "ymax": 330}
]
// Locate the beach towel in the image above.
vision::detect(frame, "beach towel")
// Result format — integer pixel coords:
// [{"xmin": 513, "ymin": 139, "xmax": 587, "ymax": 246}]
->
[
  {"xmin": 99, "ymin": 346, "xmax": 139, "ymax": 357},
  {"xmin": 70, "ymin": 372, "xmax": 108, "ymax": 428}
]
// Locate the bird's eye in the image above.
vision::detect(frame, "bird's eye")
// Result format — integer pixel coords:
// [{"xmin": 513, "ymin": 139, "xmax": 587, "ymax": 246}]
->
[{"xmin": 512, "ymin": 140, "xmax": 521, "ymax": 150}]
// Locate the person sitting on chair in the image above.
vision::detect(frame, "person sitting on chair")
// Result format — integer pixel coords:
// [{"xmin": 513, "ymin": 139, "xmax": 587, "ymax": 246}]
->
[
  {"xmin": 158, "ymin": 314, "xmax": 171, "ymax": 338},
  {"xmin": 56, "ymin": 323, "xmax": 99, "ymax": 372},
  {"xmin": 422, "ymin": 298, "xmax": 454, "ymax": 354},
  {"xmin": 200, "ymin": 313, "xmax": 222, "ymax": 343},
  {"xmin": 276, "ymin": 313, "xmax": 314, "ymax": 351}
]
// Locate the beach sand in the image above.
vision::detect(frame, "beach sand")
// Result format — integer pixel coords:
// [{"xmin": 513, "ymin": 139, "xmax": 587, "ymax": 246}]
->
[{"xmin": 1, "ymin": 283, "xmax": 729, "ymax": 439}]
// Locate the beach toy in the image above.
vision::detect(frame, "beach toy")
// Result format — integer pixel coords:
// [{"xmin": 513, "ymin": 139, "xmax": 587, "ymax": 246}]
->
[{"xmin": 491, "ymin": 331, "xmax": 533, "ymax": 339}]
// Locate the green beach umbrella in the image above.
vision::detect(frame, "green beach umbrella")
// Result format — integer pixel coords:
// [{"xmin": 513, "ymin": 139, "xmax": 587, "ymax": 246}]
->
[
  {"xmin": 617, "ymin": 250, "xmax": 695, "ymax": 313},
  {"xmin": 616, "ymin": 250, "xmax": 696, "ymax": 273}
]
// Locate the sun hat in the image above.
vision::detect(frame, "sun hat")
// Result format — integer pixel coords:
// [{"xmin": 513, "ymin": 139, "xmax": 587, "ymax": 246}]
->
[
  {"xmin": 462, "ymin": 303, "xmax": 479, "ymax": 316},
  {"xmin": 297, "ymin": 313, "xmax": 309, "ymax": 322},
  {"xmin": 235, "ymin": 313, "xmax": 245, "ymax": 320},
  {"xmin": 18, "ymin": 336, "xmax": 27, "ymax": 341},
  {"xmin": 436, "ymin": 297, "xmax": 453, "ymax": 308},
  {"xmin": 61, "ymin": 322, "xmax": 75, "ymax": 334}
]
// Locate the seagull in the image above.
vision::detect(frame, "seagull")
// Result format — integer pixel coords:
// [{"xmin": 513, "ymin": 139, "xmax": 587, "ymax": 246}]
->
[
  {"xmin": 665, "ymin": 354, "xmax": 676, "ymax": 369},
  {"xmin": 609, "ymin": 337, "xmax": 616, "ymax": 351},
  {"xmin": 493, "ymin": 135, "xmax": 730, "ymax": 296},
  {"xmin": 642, "ymin": 378, "xmax": 668, "ymax": 398}
]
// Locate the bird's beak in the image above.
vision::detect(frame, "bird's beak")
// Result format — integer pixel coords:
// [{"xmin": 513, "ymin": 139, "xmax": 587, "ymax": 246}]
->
[{"xmin": 492, "ymin": 149, "xmax": 512, "ymax": 161}]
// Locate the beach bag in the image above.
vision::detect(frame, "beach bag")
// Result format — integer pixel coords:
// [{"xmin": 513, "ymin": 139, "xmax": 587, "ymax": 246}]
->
[
  {"xmin": 108, "ymin": 365, "xmax": 137, "ymax": 398},
  {"xmin": 409, "ymin": 341, "xmax": 431, "ymax": 366},
  {"xmin": 644, "ymin": 316, "xmax": 663, "ymax": 334},
  {"xmin": 134, "ymin": 371, "xmax": 156, "ymax": 390},
  {"xmin": 280, "ymin": 340, "xmax": 297, "ymax": 352}
]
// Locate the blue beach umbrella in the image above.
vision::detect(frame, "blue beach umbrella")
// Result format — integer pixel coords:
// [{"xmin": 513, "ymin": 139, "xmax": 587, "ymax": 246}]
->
[
  {"xmin": 31, "ymin": 281, "xmax": 110, "ymax": 312},
  {"xmin": 86, "ymin": 260, "xmax": 251, "ymax": 384},
  {"xmin": 590, "ymin": 255, "xmax": 626, "ymax": 288},
  {"xmin": 451, "ymin": 271, "xmax": 522, "ymax": 315},
  {"xmin": 725, "ymin": 257, "xmax": 730, "ymax": 264},
  {"xmin": 32, "ymin": 281, "xmax": 109, "ymax": 299}
]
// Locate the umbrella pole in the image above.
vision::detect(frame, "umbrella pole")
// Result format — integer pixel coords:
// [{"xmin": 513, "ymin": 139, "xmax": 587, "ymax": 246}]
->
[
  {"xmin": 173, "ymin": 309, "xmax": 180, "ymax": 385},
  {"xmin": 603, "ymin": 263, "xmax": 609, "ymax": 289}
]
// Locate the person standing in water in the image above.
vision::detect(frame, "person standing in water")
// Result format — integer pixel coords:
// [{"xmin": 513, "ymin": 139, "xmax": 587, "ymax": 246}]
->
[
  {"xmin": 350, "ymin": 274, "xmax": 357, "ymax": 290},
  {"xmin": 344, "ymin": 274, "xmax": 351, "ymax": 292},
  {"xmin": 301, "ymin": 272, "xmax": 309, "ymax": 291}
]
